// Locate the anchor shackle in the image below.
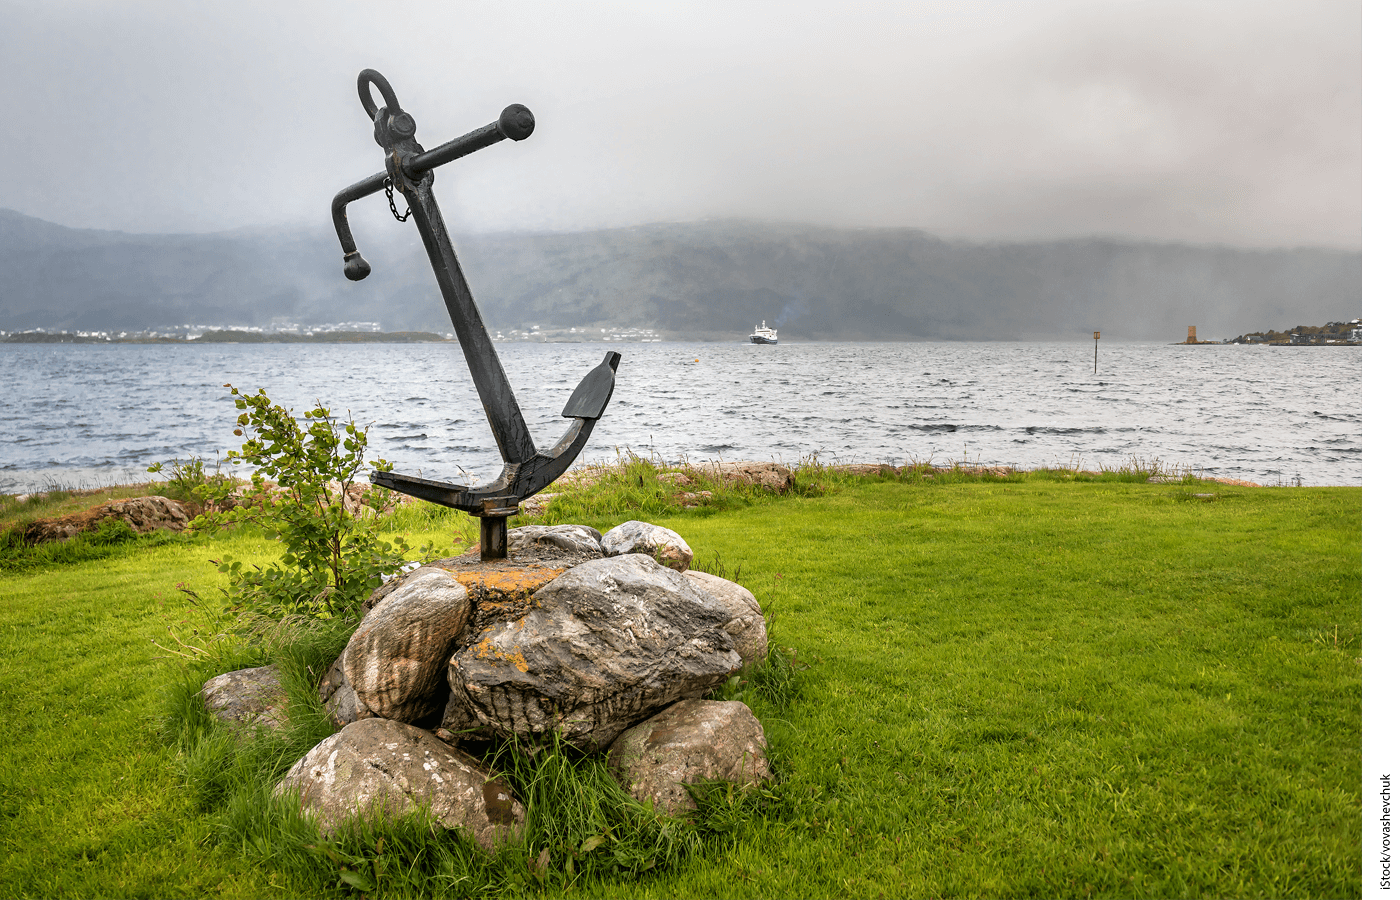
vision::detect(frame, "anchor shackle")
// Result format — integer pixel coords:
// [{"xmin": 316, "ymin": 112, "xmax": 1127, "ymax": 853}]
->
[{"xmin": 357, "ymin": 68, "xmax": 534, "ymax": 177}]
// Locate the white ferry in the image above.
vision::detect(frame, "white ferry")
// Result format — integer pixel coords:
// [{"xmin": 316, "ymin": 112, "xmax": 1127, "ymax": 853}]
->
[{"xmin": 749, "ymin": 320, "xmax": 778, "ymax": 344}]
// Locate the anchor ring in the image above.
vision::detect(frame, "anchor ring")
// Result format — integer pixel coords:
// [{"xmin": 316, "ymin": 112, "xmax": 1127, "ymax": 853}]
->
[{"xmin": 357, "ymin": 68, "xmax": 401, "ymax": 119}]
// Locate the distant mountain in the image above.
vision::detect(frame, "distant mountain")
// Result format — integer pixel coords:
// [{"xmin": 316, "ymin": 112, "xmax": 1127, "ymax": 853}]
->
[{"xmin": 0, "ymin": 209, "xmax": 1360, "ymax": 341}]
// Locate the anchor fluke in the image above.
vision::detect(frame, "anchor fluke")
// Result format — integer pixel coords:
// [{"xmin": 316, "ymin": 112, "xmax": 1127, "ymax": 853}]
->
[{"xmin": 562, "ymin": 351, "xmax": 621, "ymax": 420}]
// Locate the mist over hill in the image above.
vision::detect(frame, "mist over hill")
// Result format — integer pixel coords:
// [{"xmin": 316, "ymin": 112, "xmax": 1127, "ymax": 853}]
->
[{"xmin": 0, "ymin": 209, "xmax": 1359, "ymax": 341}]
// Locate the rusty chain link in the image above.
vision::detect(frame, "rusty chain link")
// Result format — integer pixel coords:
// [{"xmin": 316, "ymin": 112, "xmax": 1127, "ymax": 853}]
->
[{"xmin": 383, "ymin": 176, "xmax": 411, "ymax": 222}]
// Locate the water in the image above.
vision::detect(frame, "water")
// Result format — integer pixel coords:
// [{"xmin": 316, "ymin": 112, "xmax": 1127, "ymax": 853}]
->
[{"xmin": 0, "ymin": 341, "xmax": 1361, "ymax": 493}]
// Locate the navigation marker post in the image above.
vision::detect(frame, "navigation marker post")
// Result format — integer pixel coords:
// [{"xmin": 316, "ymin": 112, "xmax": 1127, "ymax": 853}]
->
[{"xmin": 1094, "ymin": 332, "xmax": 1100, "ymax": 374}]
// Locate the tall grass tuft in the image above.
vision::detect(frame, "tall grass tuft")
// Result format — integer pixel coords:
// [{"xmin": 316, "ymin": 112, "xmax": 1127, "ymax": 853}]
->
[{"xmin": 0, "ymin": 518, "xmax": 185, "ymax": 572}]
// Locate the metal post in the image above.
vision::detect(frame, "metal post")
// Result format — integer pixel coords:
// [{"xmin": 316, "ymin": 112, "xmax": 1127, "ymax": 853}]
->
[
  {"xmin": 478, "ymin": 497, "xmax": 517, "ymax": 560},
  {"xmin": 1093, "ymin": 331, "xmax": 1100, "ymax": 374}
]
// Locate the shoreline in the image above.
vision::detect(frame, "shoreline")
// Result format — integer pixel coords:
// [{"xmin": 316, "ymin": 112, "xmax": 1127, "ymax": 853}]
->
[{"xmin": 3, "ymin": 461, "xmax": 1351, "ymax": 503}]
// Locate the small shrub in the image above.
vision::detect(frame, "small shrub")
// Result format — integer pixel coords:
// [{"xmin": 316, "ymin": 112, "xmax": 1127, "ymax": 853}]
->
[
  {"xmin": 193, "ymin": 385, "xmax": 432, "ymax": 622},
  {"xmin": 147, "ymin": 454, "xmax": 233, "ymax": 509}
]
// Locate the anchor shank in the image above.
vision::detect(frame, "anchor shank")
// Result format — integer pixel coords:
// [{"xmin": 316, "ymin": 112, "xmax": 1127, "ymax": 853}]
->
[{"xmin": 403, "ymin": 179, "xmax": 537, "ymax": 464}]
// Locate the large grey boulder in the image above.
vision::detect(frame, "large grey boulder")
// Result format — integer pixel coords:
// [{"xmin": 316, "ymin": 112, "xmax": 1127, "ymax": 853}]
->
[
  {"xmin": 683, "ymin": 571, "xmax": 768, "ymax": 667},
  {"xmin": 447, "ymin": 554, "xmax": 742, "ymax": 751},
  {"xmin": 607, "ymin": 699, "xmax": 772, "ymax": 814},
  {"xmin": 600, "ymin": 521, "xmax": 693, "ymax": 573},
  {"xmin": 202, "ymin": 665, "xmax": 286, "ymax": 731},
  {"xmin": 341, "ymin": 568, "xmax": 473, "ymax": 723},
  {"xmin": 277, "ymin": 718, "xmax": 524, "ymax": 846}
]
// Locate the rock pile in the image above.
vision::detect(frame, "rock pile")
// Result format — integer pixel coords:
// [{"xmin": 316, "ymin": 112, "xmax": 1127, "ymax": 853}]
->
[{"xmin": 205, "ymin": 520, "xmax": 772, "ymax": 848}]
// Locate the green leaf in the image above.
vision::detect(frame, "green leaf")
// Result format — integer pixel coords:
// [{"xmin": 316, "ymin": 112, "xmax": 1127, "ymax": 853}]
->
[
  {"xmin": 580, "ymin": 834, "xmax": 605, "ymax": 853},
  {"xmin": 338, "ymin": 869, "xmax": 373, "ymax": 891}
]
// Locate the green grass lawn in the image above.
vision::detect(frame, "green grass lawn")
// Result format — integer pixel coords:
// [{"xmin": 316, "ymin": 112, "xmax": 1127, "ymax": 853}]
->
[{"xmin": 0, "ymin": 476, "xmax": 1360, "ymax": 898}]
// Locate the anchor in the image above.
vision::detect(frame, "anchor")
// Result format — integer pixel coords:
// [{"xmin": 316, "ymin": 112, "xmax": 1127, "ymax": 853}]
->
[{"xmin": 331, "ymin": 69, "xmax": 620, "ymax": 559}]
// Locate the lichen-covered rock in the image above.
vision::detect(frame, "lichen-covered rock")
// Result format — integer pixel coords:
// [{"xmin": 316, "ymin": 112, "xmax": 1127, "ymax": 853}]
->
[
  {"xmin": 23, "ymin": 495, "xmax": 190, "ymax": 544},
  {"xmin": 683, "ymin": 571, "xmax": 768, "ymax": 666},
  {"xmin": 607, "ymin": 699, "xmax": 772, "ymax": 814},
  {"xmin": 507, "ymin": 524, "xmax": 603, "ymax": 556},
  {"xmin": 276, "ymin": 718, "xmax": 524, "ymax": 846},
  {"xmin": 449, "ymin": 563, "xmax": 571, "ymax": 632},
  {"xmin": 690, "ymin": 461, "xmax": 794, "ymax": 494},
  {"xmin": 447, "ymin": 554, "xmax": 742, "ymax": 751},
  {"xmin": 342, "ymin": 568, "xmax": 474, "ymax": 723},
  {"xmin": 202, "ymin": 665, "xmax": 286, "ymax": 731},
  {"xmin": 600, "ymin": 521, "xmax": 693, "ymax": 573}
]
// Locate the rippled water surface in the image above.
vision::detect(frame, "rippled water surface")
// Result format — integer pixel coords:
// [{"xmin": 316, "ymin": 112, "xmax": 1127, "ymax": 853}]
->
[{"xmin": 0, "ymin": 341, "xmax": 1361, "ymax": 493}]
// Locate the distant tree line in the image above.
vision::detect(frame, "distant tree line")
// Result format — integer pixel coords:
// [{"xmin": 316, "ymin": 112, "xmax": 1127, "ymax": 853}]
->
[{"xmin": 1227, "ymin": 320, "xmax": 1361, "ymax": 344}]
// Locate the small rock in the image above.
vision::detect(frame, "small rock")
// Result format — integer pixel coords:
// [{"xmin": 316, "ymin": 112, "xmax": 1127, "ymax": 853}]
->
[
  {"xmin": 429, "ymin": 525, "xmax": 603, "ymax": 573},
  {"xmin": 690, "ymin": 462, "xmax": 794, "ymax": 493},
  {"xmin": 601, "ymin": 521, "xmax": 693, "ymax": 573},
  {"xmin": 508, "ymin": 524, "xmax": 603, "ymax": 555},
  {"xmin": 607, "ymin": 699, "xmax": 772, "ymax": 814},
  {"xmin": 324, "ymin": 481, "xmax": 399, "ymax": 517},
  {"xmin": 830, "ymin": 463, "xmax": 896, "ymax": 477},
  {"xmin": 277, "ymin": 718, "xmax": 524, "ymax": 846},
  {"xmin": 202, "ymin": 665, "xmax": 286, "ymax": 731},
  {"xmin": 683, "ymin": 571, "xmax": 767, "ymax": 666}
]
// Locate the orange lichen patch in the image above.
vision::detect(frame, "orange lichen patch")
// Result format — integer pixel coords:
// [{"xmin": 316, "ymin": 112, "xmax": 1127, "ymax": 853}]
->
[
  {"xmin": 472, "ymin": 639, "xmax": 530, "ymax": 673},
  {"xmin": 449, "ymin": 565, "xmax": 570, "ymax": 632},
  {"xmin": 452, "ymin": 567, "xmax": 566, "ymax": 602}
]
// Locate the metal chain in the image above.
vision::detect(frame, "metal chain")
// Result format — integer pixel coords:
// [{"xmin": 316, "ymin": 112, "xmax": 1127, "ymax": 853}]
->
[{"xmin": 383, "ymin": 176, "xmax": 411, "ymax": 222}]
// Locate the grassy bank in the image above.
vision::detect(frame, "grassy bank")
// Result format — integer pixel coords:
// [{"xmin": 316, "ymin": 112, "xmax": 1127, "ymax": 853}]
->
[{"xmin": 0, "ymin": 469, "xmax": 1361, "ymax": 897}]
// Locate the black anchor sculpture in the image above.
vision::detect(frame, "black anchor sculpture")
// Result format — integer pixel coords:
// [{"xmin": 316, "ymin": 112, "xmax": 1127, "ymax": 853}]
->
[{"xmin": 331, "ymin": 69, "xmax": 619, "ymax": 559}]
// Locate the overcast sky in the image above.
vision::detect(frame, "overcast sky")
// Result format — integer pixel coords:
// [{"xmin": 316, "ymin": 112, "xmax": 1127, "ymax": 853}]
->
[{"xmin": 0, "ymin": 0, "xmax": 1359, "ymax": 248}]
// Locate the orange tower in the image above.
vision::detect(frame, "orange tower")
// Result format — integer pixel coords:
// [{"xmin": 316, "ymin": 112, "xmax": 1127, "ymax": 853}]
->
[{"xmin": 1187, "ymin": 326, "xmax": 1197, "ymax": 344}]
